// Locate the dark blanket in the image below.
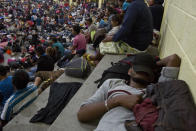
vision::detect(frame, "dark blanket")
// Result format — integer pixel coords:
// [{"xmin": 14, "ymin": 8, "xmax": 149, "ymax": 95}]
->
[
  {"xmin": 147, "ymin": 80, "xmax": 196, "ymax": 131},
  {"xmin": 30, "ymin": 82, "xmax": 82, "ymax": 124},
  {"xmin": 125, "ymin": 80, "xmax": 196, "ymax": 131}
]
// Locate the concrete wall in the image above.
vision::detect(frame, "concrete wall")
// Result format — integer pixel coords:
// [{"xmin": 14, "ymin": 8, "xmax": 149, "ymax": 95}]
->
[{"xmin": 159, "ymin": 0, "xmax": 196, "ymax": 101}]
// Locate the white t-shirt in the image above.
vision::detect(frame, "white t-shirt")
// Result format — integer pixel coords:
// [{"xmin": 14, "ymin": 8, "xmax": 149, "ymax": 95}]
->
[
  {"xmin": 107, "ymin": 26, "xmax": 120, "ymax": 36},
  {"xmin": 81, "ymin": 67, "xmax": 180, "ymax": 131},
  {"xmin": 82, "ymin": 79, "xmax": 145, "ymax": 131}
]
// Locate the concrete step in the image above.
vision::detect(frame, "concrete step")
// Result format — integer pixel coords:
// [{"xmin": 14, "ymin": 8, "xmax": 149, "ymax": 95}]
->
[
  {"xmin": 3, "ymin": 71, "xmax": 85, "ymax": 131},
  {"xmin": 3, "ymin": 44, "xmax": 96, "ymax": 131},
  {"xmin": 48, "ymin": 55, "xmax": 125, "ymax": 131},
  {"xmin": 4, "ymin": 54, "xmax": 125, "ymax": 131}
]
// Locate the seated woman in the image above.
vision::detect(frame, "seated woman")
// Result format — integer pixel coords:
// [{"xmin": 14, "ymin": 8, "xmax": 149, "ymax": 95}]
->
[
  {"xmin": 83, "ymin": 17, "xmax": 97, "ymax": 43},
  {"xmin": 35, "ymin": 46, "xmax": 55, "ymax": 72},
  {"xmin": 96, "ymin": 15, "xmax": 107, "ymax": 29},
  {"xmin": 51, "ymin": 37, "xmax": 65, "ymax": 57},
  {"xmin": 84, "ymin": 14, "xmax": 122, "ymax": 66},
  {"xmin": 92, "ymin": 14, "xmax": 122, "ymax": 49},
  {"xmin": 28, "ymin": 46, "xmax": 55, "ymax": 80},
  {"xmin": 45, "ymin": 46, "xmax": 58, "ymax": 63},
  {"xmin": 0, "ymin": 66, "xmax": 14, "ymax": 113}
]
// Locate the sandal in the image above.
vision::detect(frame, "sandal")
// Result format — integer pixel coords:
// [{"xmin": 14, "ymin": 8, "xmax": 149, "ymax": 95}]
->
[
  {"xmin": 83, "ymin": 53, "xmax": 92, "ymax": 61},
  {"xmin": 88, "ymin": 60, "xmax": 96, "ymax": 67}
]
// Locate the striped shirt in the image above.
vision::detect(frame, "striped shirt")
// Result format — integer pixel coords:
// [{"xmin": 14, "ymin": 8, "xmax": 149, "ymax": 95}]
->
[
  {"xmin": 1, "ymin": 84, "xmax": 38, "ymax": 121},
  {"xmin": 81, "ymin": 67, "xmax": 180, "ymax": 131}
]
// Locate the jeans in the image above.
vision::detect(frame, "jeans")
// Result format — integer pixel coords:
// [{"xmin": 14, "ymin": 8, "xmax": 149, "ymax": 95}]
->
[{"xmin": 64, "ymin": 49, "xmax": 72, "ymax": 57}]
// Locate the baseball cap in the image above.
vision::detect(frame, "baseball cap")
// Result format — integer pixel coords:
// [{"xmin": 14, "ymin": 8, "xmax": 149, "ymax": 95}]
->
[{"xmin": 132, "ymin": 53, "xmax": 156, "ymax": 78}]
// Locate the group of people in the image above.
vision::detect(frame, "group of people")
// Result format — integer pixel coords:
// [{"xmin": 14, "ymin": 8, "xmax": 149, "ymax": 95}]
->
[
  {"xmin": 0, "ymin": 0, "xmax": 96, "ymax": 127},
  {"xmin": 0, "ymin": 0, "xmax": 177, "ymax": 130},
  {"xmin": 83, "ymin": 0, "xmax": 164, "ymax": 65}
]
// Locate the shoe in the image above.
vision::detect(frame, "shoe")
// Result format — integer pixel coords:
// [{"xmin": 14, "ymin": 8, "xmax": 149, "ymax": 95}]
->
[
  {"xmin": 88, "ymin": 60, "xmax": 97, "ymax": 67},
  {"xmin": 39, "ymin": 78, "xmax": 53, "ymax": 92},
  {"xmin": 83, "ymin": 53, "xmax": 91, "ymax": 61}
]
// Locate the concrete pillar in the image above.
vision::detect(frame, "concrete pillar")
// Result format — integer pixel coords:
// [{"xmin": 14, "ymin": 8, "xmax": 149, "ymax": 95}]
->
[
  {"xmin": 159, "ymin": 0, "xmax": 196, "ymax": 102},
  {"xmin": 70, "ymin": 0, "xmax": 73, "ymax": 6},
  {"xmin": 98, "ymin": 0, "xmax": 103, "ymax": 8}
]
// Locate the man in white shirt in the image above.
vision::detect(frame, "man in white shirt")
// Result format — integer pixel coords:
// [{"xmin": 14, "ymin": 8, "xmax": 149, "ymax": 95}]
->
[{"xmin": 78, "ymin": 53, "xmax": 181, "ymax": 131}]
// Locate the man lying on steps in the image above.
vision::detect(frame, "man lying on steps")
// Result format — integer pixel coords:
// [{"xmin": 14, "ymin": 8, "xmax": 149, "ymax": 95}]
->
[{"xmin": 77, "ymin": 53, "xmax": 181, "ymax": 131}]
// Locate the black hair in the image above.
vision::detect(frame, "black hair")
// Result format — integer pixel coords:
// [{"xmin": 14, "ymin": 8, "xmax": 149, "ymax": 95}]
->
[
  {"xmin": 110, "ymin": 3, "xmax": 118, "ymax": 8},
  {"xmin": 154, "ymin": 0, "xmax": 164, "ymax": 4},
  {"xmin": 118, "ymin": 0, "xmax": 124, "ymax": 2},
  {"xmin": 0, "ymin": 65, "xmax": 10, "ymax": 76},
  {"xmin": 106, "ymin": 6, "xmax": 115, "ymax": 14},
  {"xmin": 132, "ymin": 77, "xmax": 150, "ymax": 86},
  {"xmin": 12, "ymin": 70, "xmax": 29, "ymax": 90},
  {"xmin": 111, "ymin": 14, "xmax": 122, "ymax": 25},
  {"xmin": 52, "ymin": 37, "xmax": 57, "ymax": 43},
  {"xmin": 72, "ymin": 24, "xmax": 81, "ymax": 34},
  {"xmin": 86, "ymin": 14, "xmax": 90, "ymax": 17},
  {"xmin": 85, "ymin": 17, "xmax": 93, "ymax": 23},
  {"xmin": 35, "ymin": 46, "xmax": 45, "ymax": 56}
]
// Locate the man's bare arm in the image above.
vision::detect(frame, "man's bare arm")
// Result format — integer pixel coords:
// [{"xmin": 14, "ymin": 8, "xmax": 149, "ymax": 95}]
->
[{"xmin": 77, "ymin": 95, "xmax": 141, "ymax": 122}]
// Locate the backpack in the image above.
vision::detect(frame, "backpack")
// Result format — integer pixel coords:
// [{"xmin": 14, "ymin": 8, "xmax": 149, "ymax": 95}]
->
[
  {"xmin": 95, "ymin": 55, "xmax": 161, "ymax": 88},
  {"xmin": 95, "ymin": 55, "xmax": 136, "ymax": 88},
  {"xmin": 65, "ymin": 57, "xmax": 91, "ymax": 78},
  {"xmin": 57, "ymin": 53, "xmax": 74, "ymax": 68}
]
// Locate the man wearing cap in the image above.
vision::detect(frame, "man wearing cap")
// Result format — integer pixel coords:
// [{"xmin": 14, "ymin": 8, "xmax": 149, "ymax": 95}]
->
[{"xmin": 77, "ymin": 53, "xmax": 181, "ymax": 131}]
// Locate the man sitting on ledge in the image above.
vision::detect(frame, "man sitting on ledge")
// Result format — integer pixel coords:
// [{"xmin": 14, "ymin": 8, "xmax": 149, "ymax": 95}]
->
[
  {"xmin": 0, "ymin": 70, "xmax": 42, "ymax": 127},
  {"xmin": 77, "ymin": 53, "xmax": 181, "ymax": 131}
]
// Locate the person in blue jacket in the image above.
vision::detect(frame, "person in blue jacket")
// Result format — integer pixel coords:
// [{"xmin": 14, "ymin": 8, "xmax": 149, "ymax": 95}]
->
[
  {"xmin": 105, "ymin": 0, "xmax": 153, "ymax": 51},
  {"xmin": 122, "ymin": 0, "xmax": 132, "ymax": 12}
]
